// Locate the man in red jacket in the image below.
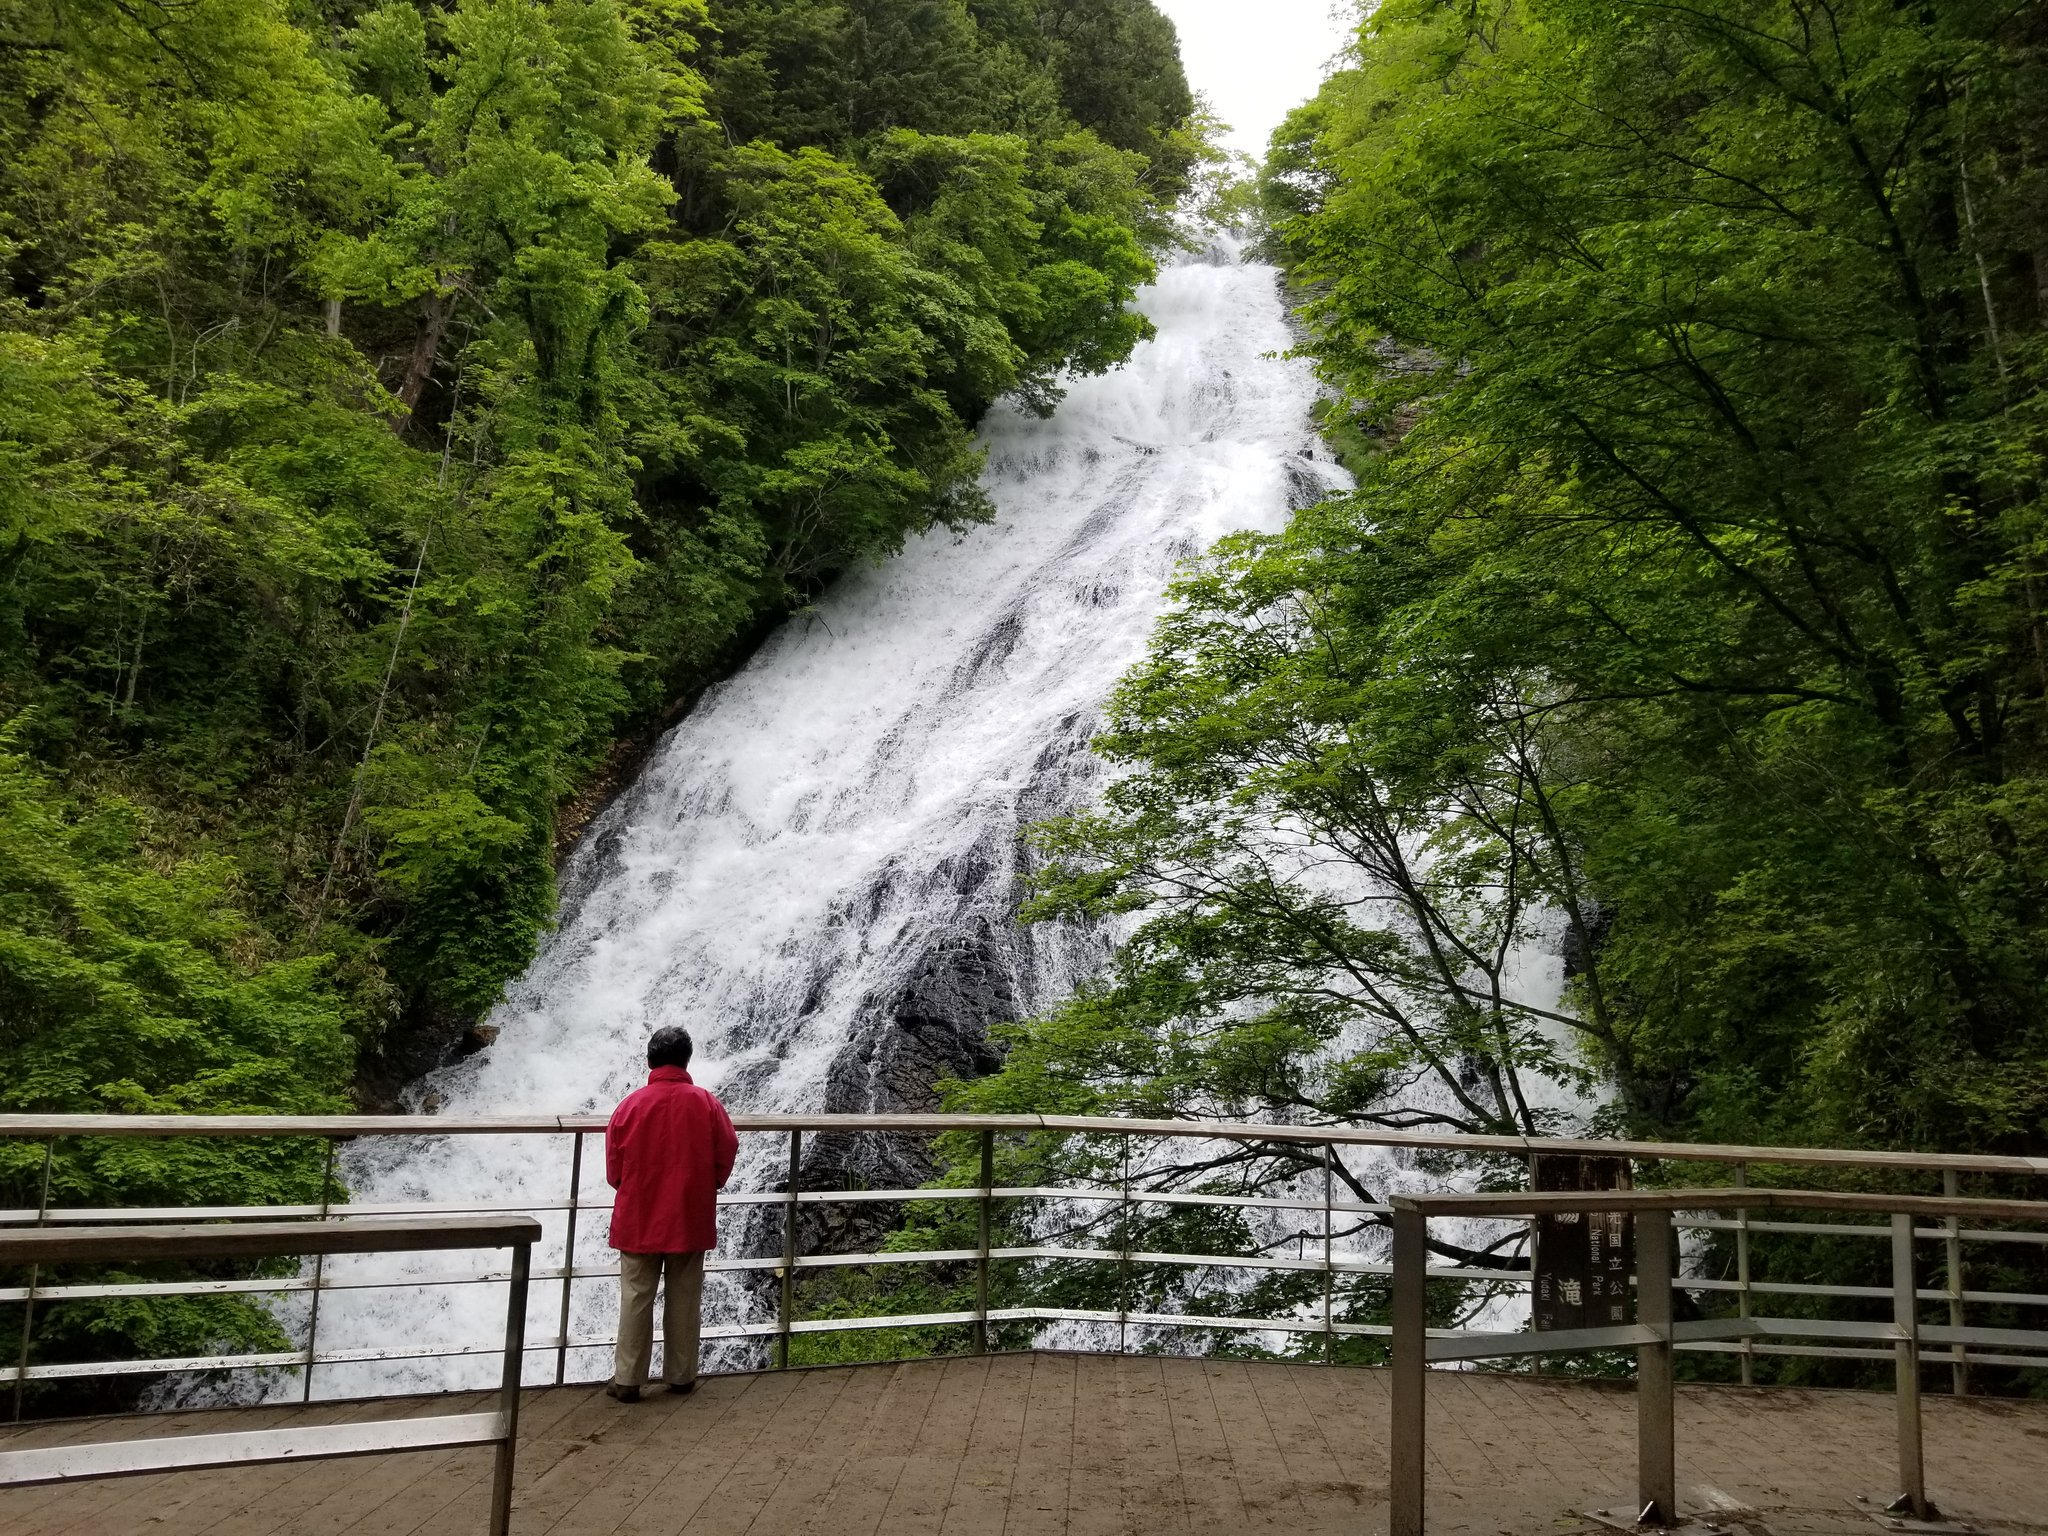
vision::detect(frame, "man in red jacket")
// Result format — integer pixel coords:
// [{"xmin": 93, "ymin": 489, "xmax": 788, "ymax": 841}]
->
[{"xmin": 604, "ymin": 1025, "xmax": 738, "ymax": 1402}]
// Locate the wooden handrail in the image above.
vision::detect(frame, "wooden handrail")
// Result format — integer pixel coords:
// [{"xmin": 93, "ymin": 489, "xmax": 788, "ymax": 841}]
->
[
  {"xmin": 0, "ymin": 1211, "xmax": 538, "ymax": 1536},
  {"xmin": 1388, "ymin": 1188, "xmax": 2048, "ymax": 1534},
  {"xmin": 0, "ymin": 1111, "xmax": 2042, "ymax": 1176},
  {"xmin": 0, "ymin": 1215, "xmax": 542, "ymax": 1267}
]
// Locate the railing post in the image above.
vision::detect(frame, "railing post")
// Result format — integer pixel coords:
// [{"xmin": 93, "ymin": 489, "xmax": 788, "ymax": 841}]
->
[
  {"xmin": 301, "ymin": 1137, "xmax": 337, "ymax": 1403},
  {"xmin": 555, "ymin": 1131, "xmax": 584, "ymax": 1386},
  {"xmin": 1118, "ymin": 1133, "xmax": 1132, "ymax": 1356},
  {"xmin": 973, "ymin": 1129, "xmax": 993, "ymax": 1355},
  {"xmin": 1892, "ymin": 1212, "xmax": 1930, "ymax": 1519},
  {"xmin": 1943, "ymin": 1169, "xmax": 1965, "ymax": 1395},
  {"xmin": 1636, "ymin": 1207, "xmax": 1676, "ymax": 1527},
  {"xmin": 10, "ymin": 1137, "xmax": 54, "ymax": 1423},
  {"xmin": 1733, "ymin": 1161, "xmax": 1753, "ymax": 1387},
  {"xmin": 777, "ymin": 1130, "xmax": 800, "ymax": 1370},
  {"xmin": 1390, "ymin": 1202, "xmax": 1426, "ymax": 1536},
  {"xmin": 490, "ymin": 1237, "xmax": 531, "ymax": 1536},
  {"xmin": 1321, "ymin": 1141, "xmax": 1335, "ymax": 1366}
]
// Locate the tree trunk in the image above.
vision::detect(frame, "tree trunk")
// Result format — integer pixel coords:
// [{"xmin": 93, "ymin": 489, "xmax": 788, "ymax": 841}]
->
[{"xmin": 392, "ymin": 287, "xmax": 452, "ymax": 435}]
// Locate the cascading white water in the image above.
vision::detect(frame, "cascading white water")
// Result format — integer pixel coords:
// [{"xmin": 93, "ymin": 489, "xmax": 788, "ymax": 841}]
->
[{"xmin": 295, "ymin": 238, "xmax": 1352, "ymax": 1397}]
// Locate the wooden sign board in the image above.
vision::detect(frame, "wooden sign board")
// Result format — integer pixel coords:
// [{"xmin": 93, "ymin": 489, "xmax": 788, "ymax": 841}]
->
[{"xmin": 1531, "ymin": 1154, "xmax": 1633, "ymax": 1330}]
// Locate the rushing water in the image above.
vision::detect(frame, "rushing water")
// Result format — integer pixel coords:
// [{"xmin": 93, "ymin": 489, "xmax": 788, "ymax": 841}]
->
[{"xmin": 293, "ymin": 238, "xmax": 1353, "ymax": 1397}]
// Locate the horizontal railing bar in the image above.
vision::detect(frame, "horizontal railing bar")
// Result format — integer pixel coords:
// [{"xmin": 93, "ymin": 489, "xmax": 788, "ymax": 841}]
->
[
  {"xmin": 1329, "ymin": 1261, "xmax": 1529, "ymax": 1282},
  {"xmin": 1, "ymin": 1328, "xmax": 786, "ymax": 1385},
  {"xmin": 1684, "ymin": 1216, "xmax": 2048, "ymax": 1247},
  {"xmin": 1, "ymin": 1204, "xmax": 323, "ymax": 1224},
  {"xmin": 988, "ymin": 1306, "xmax": 1121, "ymax": 1325},
  {"xmin": 1128, "ymin": 1250, "xmax": 1323, "ymax": 1274},
  {"xmin": 0, "ymin": 1252, "xmax": 1535, "ymax": 1307},
  {"xmin": 9, "ymin": 1247, "xmax": 2041, "ymax": 1320},
  {"xmin": 790, "ymin": 1188, "xmax": 984, "ymax": 1204},
  {"xmin": 1682, "ymin": 1339, "xmax": 2048, "ymax": 1371},
  {"xmin": 0, "ymin": 1252, "xmax": 1546, "ymax": 1308},
  {"xmin": 1948, "ymin": 1289, "xmax": 2048, "ymax": 1307},
  {"xmin": 1, "ymin": 1351, "xmax": 304, "ymax": 1383},
  {"xmin": 1685, "ymin": 1277, "xmax": 2048, "ymax": 1308},
  {"xmin": 1, "ymin": 1258, "xmax": 694, "ymax": 1302},
  {"xmin": 792, "ymin": 1249, "xmax": 981, "ymax": 1269},
  {"xmin": 0, "ymin": 1410, "xmax": 508, "ymax": 1488},
  {"xmin": 1684, "ymin": 1277, "xmax": 1890, "ymax": 1300},
  {"xmin": 989, "ymin": 1186, "xmax": 1120, "ymax": 1201},
  {"xmin": 1393, "ymin": 1187, "xmax": 2048, "ymax": 1222},
  {"xmin": 1911, "ymin": 1350, "xmax": 2048, "ymax": 1370},
  {"xmin": 1677, "ymin": 1340, "xmax": 1897, "ymax": 1364},
  {"xmin": 10, "ymin": 1310, "xmax": 2039, "ymax": 1388},
  {"xmin": 972, "ymin": 1246, "xmax": 1521, "ymax": 1282},
  {"xmin": 0, "ymin": 1201, "xmax": 590, "ymax": 1225},
  {"xmin": 3, "ymin": 1259, "xmax": 757, "ymax": 1303},
  {"xmin": 0, "ymin": 1216, "xmax": 541, "ymax": 1267},
  {"xmin": 1919, "ymin": 1323, "xmax": 2048, "ymax": 1352},
  {"xmin": 1429, "ymin": 1324, "xmax": 1662, "ymax": 1362},
  {"xmin": 0, "ymin": 1192, "xmax": 1395, "ymax": 1227},
  {"xmin": 1124, "ymin": 1311, "xmax": 1321, "ymax": 1333},
  {"xmin": 1750, "ymin": 1317, "xmax": 1908, "ymax": 1343},
  {"xmin": 790, "ymin": 1311, "xmax": 978, "ymax": 1334},
  {"xmin": 0, "ymin": 1312, "xmax": 1232, "ymax": 1382},
  {"xmin": 1681, "ymin": 1217, "xmax": 1889, "ymax": 1239},
  {"xmin": 12, "ymin": 1201, "xmax": 2043, "ymax": 1245},
  {"xmin": 0, "ymin": 1277, "xmax": 324, "ymax": 1304},
  {"xmin": 1130, "ymin": 1191, "xmax": 1339, "ymax": 1212},
  {"xmin": 2, "ymin": 1113, "xmax": 2042, "ymax": 1178},
  {"xmin": 989, "ymin": 1245, "xmax": 1117, "ymax": 1264}
]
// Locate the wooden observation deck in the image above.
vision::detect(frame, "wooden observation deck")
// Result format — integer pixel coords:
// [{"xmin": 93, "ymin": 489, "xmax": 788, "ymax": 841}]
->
[
  {"xmin": 6, "ymin": 1114, "xmax": 2048, "ymax": 1535},
  {"xmin": 4, "ymin": 1352, "xmax": 2048, "ymax": 1536}
]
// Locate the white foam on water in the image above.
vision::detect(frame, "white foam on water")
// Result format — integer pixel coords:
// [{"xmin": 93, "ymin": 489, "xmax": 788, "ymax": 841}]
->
[{"xmin": 292, "ymin": 238, "xmax": 1356, "ymax": 1396}]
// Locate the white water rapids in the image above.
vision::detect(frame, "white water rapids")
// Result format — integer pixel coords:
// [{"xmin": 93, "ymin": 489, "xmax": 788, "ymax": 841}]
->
[{"xmin": 292, "ymin": 238, "xmax": 1357, "ymax": 1397}]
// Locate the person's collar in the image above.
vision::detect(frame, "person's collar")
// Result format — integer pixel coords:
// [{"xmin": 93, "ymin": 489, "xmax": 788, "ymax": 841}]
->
[{"xmin": 649, "ymin": 1065, "xmax": 694, "ymax": 1085}]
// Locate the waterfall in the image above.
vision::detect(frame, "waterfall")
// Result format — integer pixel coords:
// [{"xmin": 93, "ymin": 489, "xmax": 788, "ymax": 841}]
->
[{"xmin": 295, "ymin": 236, "xmax": 1351, "ymax": 1397}]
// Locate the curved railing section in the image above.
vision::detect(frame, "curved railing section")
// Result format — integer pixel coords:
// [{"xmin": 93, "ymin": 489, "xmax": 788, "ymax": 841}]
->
[{"xmin": 2, "ymin": 1113, "xmax": 2045, "ymax": 1415}]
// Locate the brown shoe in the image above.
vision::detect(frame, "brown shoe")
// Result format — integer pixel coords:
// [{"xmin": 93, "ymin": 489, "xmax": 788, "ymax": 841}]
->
[
  {"xmin": 605, "ymin": 1382, "xmax": 642, "ymax": 1403},
  {"xmin": 667, "ymin": 1380, "xmax": 697, "ymax": 1396}
]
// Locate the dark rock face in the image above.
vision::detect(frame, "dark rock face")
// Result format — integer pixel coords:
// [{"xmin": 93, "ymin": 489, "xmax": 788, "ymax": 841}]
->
[
  {"xmin": 866, "ymin": 921, "xmax": 1018, "ymax": 1106},
  {"xmin": 729, "ymin": 908, "xmax": 1043, "ymax": 1316}
]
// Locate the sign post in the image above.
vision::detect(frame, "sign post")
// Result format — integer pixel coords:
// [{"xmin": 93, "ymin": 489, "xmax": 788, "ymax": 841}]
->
[{"xmin": 1532, "ymin": 1154, "xmax": 1634, "ymax": 1331}]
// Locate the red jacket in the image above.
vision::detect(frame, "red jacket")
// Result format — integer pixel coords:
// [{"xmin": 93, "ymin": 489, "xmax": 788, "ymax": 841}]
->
[{"xmin": 605, "ymin": 1066, "xmax": 737, "ymax": 1254}]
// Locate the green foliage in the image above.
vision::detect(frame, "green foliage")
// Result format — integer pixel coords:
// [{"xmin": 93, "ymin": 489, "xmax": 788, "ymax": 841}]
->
[
  {"xmin": 0, "ymin": 735, "xmax": 345, "ymax": 1405},
  {"xmin": 996, "ymin": 0, "xmax": 2048, "ymax": 1159},
  {"xmin": 0, "ymin": 0, "xmax": 1195, "ymax": 1395},
  {"xmin": 0, "ymin": 732, "xmax": 352, "ymax": 1121},
  {"xmin": 947, "ymin": 0, "xmax": 2048, "ymax": 1380}
]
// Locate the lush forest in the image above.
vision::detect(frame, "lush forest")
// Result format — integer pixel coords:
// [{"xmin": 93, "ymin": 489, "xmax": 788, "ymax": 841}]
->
[
  {"xmin": 11, "ymin": 0, "xmax": 2048, "ymax": 1397},
  {"xmin": 0, "ymin": 0, "xmax": 1198, "ymax": 1382},
  {"xmin": 923, "ymin": 0, "xmax": 2048, "ymax": 1380}
]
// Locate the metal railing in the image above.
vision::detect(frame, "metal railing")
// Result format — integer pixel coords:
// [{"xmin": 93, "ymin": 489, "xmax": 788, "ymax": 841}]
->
[
  {"xmin": 1387, "ymin": 1187, "xmax": 2048, "ymax": 1534},
  {"xmin": 1, "ymin": 1112, "xmax": 2044, "ymax": 1410},
  {"xmin": 0, "ymin": 1215, "xmax": 537, "ymax": 1536}
]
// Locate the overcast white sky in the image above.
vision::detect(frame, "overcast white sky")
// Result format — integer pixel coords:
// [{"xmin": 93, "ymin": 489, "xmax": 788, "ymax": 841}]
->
[{"xmin": 1153, "ymin": 0, "xmax": 1358, "ymax": 162}]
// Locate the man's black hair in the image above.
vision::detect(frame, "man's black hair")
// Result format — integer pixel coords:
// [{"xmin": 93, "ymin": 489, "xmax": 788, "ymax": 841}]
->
[{"xmin": 647, "ymin": 1025, "xmax": 694, "ymax": 1071}]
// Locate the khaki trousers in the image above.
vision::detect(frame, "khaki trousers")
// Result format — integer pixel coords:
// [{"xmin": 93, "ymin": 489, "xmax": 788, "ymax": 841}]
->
[{"xmin": 614, "ymin": 1250, "xmax": 705, "ymax": 1388}]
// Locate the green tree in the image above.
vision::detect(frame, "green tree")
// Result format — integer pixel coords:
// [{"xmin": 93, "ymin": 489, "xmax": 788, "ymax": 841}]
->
[
  {"xmin": 0, "ymin": 0, "xmax": 1196, "ymax": 1398},
  {"xmin": 950, "ymin": 0, "xmax": 2048, "ymax": 1378}
]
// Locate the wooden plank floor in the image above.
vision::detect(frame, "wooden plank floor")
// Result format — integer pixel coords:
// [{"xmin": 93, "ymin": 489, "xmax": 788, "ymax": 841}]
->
[{"xmin": 4, "ymin": 1354, "xmax": 2046, "ymax": 1535}]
